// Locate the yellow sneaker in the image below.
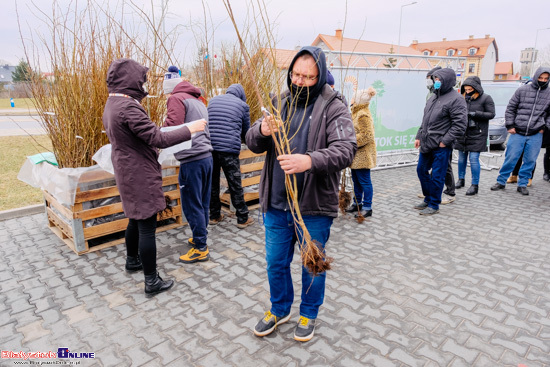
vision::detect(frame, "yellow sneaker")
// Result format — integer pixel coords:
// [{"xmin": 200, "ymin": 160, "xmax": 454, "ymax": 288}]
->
[{"xmin": 179, "ymin": 247, "xmax": 210, "ymax": 263}]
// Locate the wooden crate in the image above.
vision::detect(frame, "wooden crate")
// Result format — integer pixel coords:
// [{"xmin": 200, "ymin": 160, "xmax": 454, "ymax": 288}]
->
[
  {"xmin": 220, "ymin": 149, "xmax": 265, "ymax": 212},
  {"xmin": 43, "ymin": 166, "xmax": 184, "ymax": 255}
]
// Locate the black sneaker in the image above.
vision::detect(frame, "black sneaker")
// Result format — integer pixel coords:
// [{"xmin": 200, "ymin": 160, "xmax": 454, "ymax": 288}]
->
[
  {"xmin": 294, "ymin": 316, "xmax": 316, "ymax": 342},
  {"xmin": 414, "ymin": 201, "xmax": 428, "ymax": 210},
  {"xmin": 345, "ymin": 203, "xmax": 362, "ymax": 213},
  {"xmin": 491, "ymin": 183, "xmax": 505, "ymax": 191},
  {"xmin": 517, "ymin": 186, "xmax": 529, "ymax": 196},
  {"xmin": 253, "ymin": 311, "xmax": 290, "ymax": 337}
]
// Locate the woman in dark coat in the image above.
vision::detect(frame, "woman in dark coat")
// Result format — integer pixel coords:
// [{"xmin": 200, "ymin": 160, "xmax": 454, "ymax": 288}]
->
[
  {"xmin": 102, "ymin": 58, "xmax": 206, "ymax": 296},
  {"xmin": 454, "ymin": 76, "xmax": 495, "ymax": 195}
]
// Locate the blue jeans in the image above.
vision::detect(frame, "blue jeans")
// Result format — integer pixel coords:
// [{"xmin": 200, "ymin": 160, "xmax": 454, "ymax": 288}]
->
[
  {"xmin": 497, "ymin": 133, "xmax": 543, "ymax": 187},
  {"xmin": 458, "ymin": 151, "xmax": 481, "ymax": 185},
  {"xmin": 179, "ymin": 156, "xmax": 213, "ymax": 249},
  {"xmin": 351, "ymin": 169, "xmax": 373, "ymax": 210},
  {"xmin": 264, "ymin": 208, "xmax": 333, "ymax": 319},
  {"xmin": 417, "ymin": 147, "xmax": 452, "ymax": 210}
]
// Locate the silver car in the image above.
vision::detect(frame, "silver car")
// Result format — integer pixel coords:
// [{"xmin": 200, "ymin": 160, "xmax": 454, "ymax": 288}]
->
[{"xmin": 482, "ymin": 82, "xmax": 523, "ymax": 150}]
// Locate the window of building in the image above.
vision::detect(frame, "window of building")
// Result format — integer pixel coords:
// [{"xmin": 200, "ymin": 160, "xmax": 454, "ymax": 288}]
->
[
  {"xmin": 447, "ymin": 49, "xmax": 455, "ymax": 56},
  {"xmin": 498, "ymin": 75, "xmax": 503, "ymax": 79},
  {"xmin": 468, "ymin": 48, "xmax": 477, "ymax": 55},
  {"xmin": 423, "ymin": 51, "xmax": 430, "ymax": 56},
  {"xmin": 468, "ymin": 63, "xmax": 475, "ymax": 73},
  {"xmin": 457, "ymin": 50, "xmax": 462, "ymax": 55}
]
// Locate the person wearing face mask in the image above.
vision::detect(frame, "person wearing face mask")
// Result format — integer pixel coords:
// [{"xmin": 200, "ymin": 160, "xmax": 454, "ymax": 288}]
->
[
  {"xmin": 418, "ymin": 66, "xmax": 458, "ymax": 205},
  {"xmin": 414, "ymin": 68, "xmax": 467, "ymax": 215},
  {"xmin": 247, "ymin": 46, "xmax": 356, "ymax": 342},
  {"xmin": 454, "ymin": 77, "xmax": 495, "ymax": 195},
  {"xmin": 491, "ymin": 67, "xmax": 550, "ymax": 195}
]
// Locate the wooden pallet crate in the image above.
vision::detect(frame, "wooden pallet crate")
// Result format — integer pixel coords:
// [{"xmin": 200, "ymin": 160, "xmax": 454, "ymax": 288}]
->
[
  {"xmin": 43, "ymin": 165, "xmax": 184, "ymax": 255},
  {"xmin": 220, "ymin": 149, "xmax": 265, "ymax": 212}
]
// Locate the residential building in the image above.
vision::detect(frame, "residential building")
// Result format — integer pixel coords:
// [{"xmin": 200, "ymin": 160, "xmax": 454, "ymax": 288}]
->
[
  {"xmin": 519, "ymin": 47, "xmax": 537, "ymax": 77},
  {"xmin": 0, "ymin": 64, "xmax": 16, "ymax": 86},
  {"xmin": 410, "ymin": 35, "xmax": 498, "ymax": 81},
  {"xmin": 494, "ymin": 62, "xmax": 520, "ymax": 81}
]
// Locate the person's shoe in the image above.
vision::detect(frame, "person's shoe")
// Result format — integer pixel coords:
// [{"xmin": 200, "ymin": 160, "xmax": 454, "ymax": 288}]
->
[
  {"xmin": 455, "ymin": 179, "xmax": 465, "ymax": 189},
  {"xmin": 294, "ymin": 316, "xmax": 316, "ymax": 342},
  {"xmin": 440, "ymin": 194, "xmax": 455, "ymax": 205},
  {"xmin": 345, "ymin": 203, "xmax": 362, "ymax": 213},
  {"xmin": 517, "ymin": 186, "xmax": 529, "ymax": 196},
  {"xmin": 209, "ymin": 214, "xmax": 225, "ymax": 225},
  {"xmin": 414, "ymin": 201, "xmax": 428, "ymax": 210},
  {"xmin": 355, "ymin": 209, "xmax": 372, "ymax": 218},
  {"xmin": 179, "ymin": 247, "xmax": 210, "ymax": 263},
  {"xmin": 417, "ymin": 193, "xmax": 425, "ymax": 198},
  {"xmin": 491, "ymin": 183, "xmax": 505, "ymax": 191},
  {"xmin": 507, "ymin": 175, "xmax": 518, "ymax": 183},
  {"xmin": 125, "ymin": 256, "xmax": 143, "ymax": 272},
  {"xmin": 527, "ymin": 179, "xmax": 532, "ymax": 187},
  {"xmin": 465, "ymin": 184, "xmax": 478, "ymax": 196},
  {"xmin": 236, "ymin": 217, "xmax": 255, "ymax": 229},
  {"xmin": 253, "ymin": 311, "xmax": 291, "ymax": 337},
  {"xmin": 543, "ymin": 173, "xmax": 550, "ymax": 182},
  {"xmin": 188, "ymin": 238, "xmax": 195, "ymax": 246},
  {"xmin": 419, "ymin": 207, "xmax": 439, "ymax": 215},
  {"xmin": 144, "ymin": 272, "xmax": 174, "ymax": 297}
]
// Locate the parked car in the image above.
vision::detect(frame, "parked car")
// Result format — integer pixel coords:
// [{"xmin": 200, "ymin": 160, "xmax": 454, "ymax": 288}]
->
[{"xmin": 482, "ymin": 82, "xmax": 523, "ymax": 150}]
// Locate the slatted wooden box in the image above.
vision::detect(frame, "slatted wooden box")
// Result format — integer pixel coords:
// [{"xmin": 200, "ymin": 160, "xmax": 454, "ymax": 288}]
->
[{"xmin": 43, "ymin": 166, "xmax": 184, "ymax": 255}]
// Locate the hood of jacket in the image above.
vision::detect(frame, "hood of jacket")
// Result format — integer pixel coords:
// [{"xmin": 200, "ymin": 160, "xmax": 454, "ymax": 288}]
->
[
  {"xmin": 106, "ymin": 58, "xmax": 148, "ymax": 101},
  {"xmin": 171, "ymin": 80, "xmax": 202, "ymax": 98},
  {"xmin": 532, "ymin": 66, "xmax": 550, "ymax": 89},
  {"xmin": 427, "ymin": 66, "xmax": 442, "ymax": 78},
  {"xmin": 226, "ymin": 83, "xmax": 246, "ymax": 102},
  {"xmin": 461, "ymin": 76, "xmax": 484, "ymax": 95},
  {"xmin": 286, "ymin": 46, "xmax": 327, "ymax": 100},
  {"xmin": 432, "ymin": 68, "xmax": 457, "ymax": 95}
]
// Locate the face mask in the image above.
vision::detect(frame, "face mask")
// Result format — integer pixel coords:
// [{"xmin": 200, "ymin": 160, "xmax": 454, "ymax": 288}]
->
[
  {"xmin": 538, "ymin": 80, "xmax": 549, "ymax": 89},
  {"xmin": 433, "ymin": 80, "xmax": 442, "ymax": 90},
  {"xmin": 466, "ymin": 91, "xmax": 475, "ymax": 96}
]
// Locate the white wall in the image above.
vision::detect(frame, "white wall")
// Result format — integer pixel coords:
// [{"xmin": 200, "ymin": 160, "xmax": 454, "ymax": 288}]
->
[{"xmin": 480, "ymin": 42, "xmax": 497, "ymax": 81}]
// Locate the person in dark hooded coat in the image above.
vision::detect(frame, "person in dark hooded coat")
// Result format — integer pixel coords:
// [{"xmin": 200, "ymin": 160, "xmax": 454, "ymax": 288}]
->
[
  {"xmin": 207, "ymin": 83, "xmax": 254, "ymax": 228},
  {"xmin": 247, "ymin": 46, "xmax": 356, "ymax": 342},
  {"xmin": 414, "ymin": 68, "xmax": 467, "ymax": 215},
  {"xmin": 454, "ymin": 76, "xmax": 495, "ymax": 195},
  {"xmin": 491, "ymin": 67, "xmax": 550, "ymax": 195},
  {"xmin": 102, "ymin": 58, "xmax": 206, "ymax": 297}
]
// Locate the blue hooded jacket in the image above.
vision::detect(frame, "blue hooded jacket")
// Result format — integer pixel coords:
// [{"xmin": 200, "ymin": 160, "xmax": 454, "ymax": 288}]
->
[{"xmin": 207, "ymin": 84, "xmax": 251, "ymax": 153}]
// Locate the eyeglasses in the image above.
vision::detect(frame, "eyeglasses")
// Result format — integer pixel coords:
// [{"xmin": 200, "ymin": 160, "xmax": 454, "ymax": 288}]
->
[{"xmin": 290, "ymin": 71, "xmax": 318, "ymax": 82}]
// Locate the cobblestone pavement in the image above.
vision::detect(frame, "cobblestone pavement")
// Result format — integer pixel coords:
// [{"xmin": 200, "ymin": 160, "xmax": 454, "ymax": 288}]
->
[{"xmin": 1, "ymin": 154, "xmax": 550, "ymax": 367}]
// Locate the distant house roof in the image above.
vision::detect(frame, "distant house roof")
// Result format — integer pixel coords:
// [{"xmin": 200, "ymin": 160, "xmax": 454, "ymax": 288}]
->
[
  {"xmin": 258, "ymin": 48, "xmax": 296, "ymax": 69},
  {"xmin": 494, "ymin": 62, "xmax": 513, "ymax": 75},
  {"xmin": 0, "ymin": 65, "xmax": 16, "ymax": 83},
  {"xmin": 410, "ymin": 35, "xmax": 498, "ymax": 61}
]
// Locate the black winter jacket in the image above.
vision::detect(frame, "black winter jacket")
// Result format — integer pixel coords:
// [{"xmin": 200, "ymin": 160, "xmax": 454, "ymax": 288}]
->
[
  {"xmin": 207, "ymin": 84, "xmax": 251, "ymax": 154},
  {"xmin": 505, "ymin": 66, "xmax": 550, "ymax": 135},
  {"xmin": 455, "ymin": 76, "xmax": 495, "ymax": 152},
  {"xmin": 416, "ymin": 68, "xmax": 467, "ymax": 153}
]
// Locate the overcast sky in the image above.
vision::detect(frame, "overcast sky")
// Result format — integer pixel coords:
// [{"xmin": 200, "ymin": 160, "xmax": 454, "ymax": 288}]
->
[{"xmin": 2, "ymin": 0, "xmax": 550, "ymax": 73}]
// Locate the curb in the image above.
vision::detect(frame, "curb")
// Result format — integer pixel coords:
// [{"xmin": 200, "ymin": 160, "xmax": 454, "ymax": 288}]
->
[{"xmin": 0, "ymin": 204, "xmax": 44, "ymax": 221}]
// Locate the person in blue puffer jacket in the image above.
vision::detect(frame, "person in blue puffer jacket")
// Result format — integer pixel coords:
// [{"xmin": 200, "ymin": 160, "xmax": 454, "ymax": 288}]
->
[{"xmin": 207, "ymin": 84, "xmax": 255, "ymax": 228}]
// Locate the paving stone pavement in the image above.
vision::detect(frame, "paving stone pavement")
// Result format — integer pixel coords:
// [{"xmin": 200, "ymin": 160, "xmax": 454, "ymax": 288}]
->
[{"xmin": 1, "ymin": 154, "xmax": 550, "ymax": 367}]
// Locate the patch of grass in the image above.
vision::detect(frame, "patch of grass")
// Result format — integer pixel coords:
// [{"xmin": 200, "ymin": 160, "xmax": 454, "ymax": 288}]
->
[
  {"xmin": 0, "ymin": 98, "xmax": 36, "ymax": 109},
  {"xmin": 0, "ymin": 135, "xmax": 52, "ymax": 211}
]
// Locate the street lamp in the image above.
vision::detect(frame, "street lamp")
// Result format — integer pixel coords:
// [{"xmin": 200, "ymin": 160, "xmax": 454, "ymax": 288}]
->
[
  {"xmin": 397, "ymin": 1, "xmax": 417, "ymax": 54},
  {"xmin": 529, "ymin": 27, "xmax": 550, "ymax": 78}
]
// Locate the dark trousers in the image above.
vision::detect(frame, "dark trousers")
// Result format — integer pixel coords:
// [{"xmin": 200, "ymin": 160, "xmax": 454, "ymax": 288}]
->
[
  {"xmin": 125, "ymin": 214, "xmax": 157, "ymax": 275},
  {"xmin": 179, "ymin": 156, "xmax": 213, "ymax": 250},
  {"xmin": 210, "ymin": 151, "xmax": 249, "ymax": 224},
  {"xmin": 417, "ymin": 147, "xmax": 452, "ymax": 210},
  {"xmin": 444, "ymin": 151, "xmax": 455, "ymax": 196},
  {"xmin": 545, "ymin": 147, "xmax": 550, "ymax": 174}
]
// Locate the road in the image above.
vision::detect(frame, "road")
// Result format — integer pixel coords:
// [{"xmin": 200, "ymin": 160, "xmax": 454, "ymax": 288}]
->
[{"xmin": 0, "ymin": 114, "xmax": 46, "ymax": 136}]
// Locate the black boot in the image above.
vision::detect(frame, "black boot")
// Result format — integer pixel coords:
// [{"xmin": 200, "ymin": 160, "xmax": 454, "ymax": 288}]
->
[
  {"xmin": 345, "ymin": 203, "xmax": 362, "ymax": 213},
  {"xmin": 125, "ymin": 256, "xmax": 143, "ymax": 272},
  {"xmin": 455, "ymin": 179, "xmax": 465, "ymax": 189},
  {"xmin": 465, "ymin": 184, "xmax": 478, "ymax": 196},
  {"xmin": 144, "ymin": 272, "xmax": 174, "ymax": 297}
]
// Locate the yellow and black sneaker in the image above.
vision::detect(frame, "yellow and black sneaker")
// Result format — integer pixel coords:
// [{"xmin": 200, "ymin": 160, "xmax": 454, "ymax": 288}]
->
[
  {"xmin": 188, "ymin": 238, "xmax": 194, "ymax": 246},
  {"xmin": 294, "ymin": 316, "xmax": 316, "ymax": 342},
  {"xmin": 179, "ymin": 247, "xmax": 210, "ymax": 263},
  {"xmin": 253, "ymin": 310, "xmax": 290, "ymax": 337}
]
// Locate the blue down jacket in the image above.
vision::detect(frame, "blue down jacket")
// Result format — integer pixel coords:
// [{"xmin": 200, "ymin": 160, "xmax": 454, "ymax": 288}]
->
[{"xmin": 207, "ymin": 84, "xmax": 251, "ymax": 154}]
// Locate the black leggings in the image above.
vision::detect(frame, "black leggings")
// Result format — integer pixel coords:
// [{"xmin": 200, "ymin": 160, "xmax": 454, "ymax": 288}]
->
[
  {"xmin": 512, "ymin": 151, "xmax": 536, "ymax": 178},
  {"xmin": 125, "ymin": 214, "xmax": 157, "ymax": 275}
]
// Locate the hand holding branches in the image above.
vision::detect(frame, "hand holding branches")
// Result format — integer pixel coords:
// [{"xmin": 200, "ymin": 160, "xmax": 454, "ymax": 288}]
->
[
  {"xmin": 278, "ymin": 154, "xmax": 312, "ymax": 174},
  {"xmin": 260, "ymin": 115, "xmax": 282, "ymax": 136}
]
